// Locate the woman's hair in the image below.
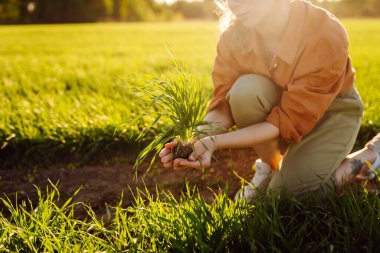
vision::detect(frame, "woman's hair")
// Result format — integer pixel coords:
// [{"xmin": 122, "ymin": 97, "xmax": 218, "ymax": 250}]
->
[
  {"xmin": 214, "ymin": 0, "xmax": 253, "ymax": 53},
  {"xmin": 214, "ymin": 0, "xmax": 289, "ymax": 53},
  {"xmin": 214, "ymin": 0, "xmax": 235, "ymax": 33}
]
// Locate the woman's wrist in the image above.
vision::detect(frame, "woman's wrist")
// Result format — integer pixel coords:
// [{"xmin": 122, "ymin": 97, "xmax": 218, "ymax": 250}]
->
[{"xmin": 201, "ymin": 135, "xmax": 220, "ymax": 152}]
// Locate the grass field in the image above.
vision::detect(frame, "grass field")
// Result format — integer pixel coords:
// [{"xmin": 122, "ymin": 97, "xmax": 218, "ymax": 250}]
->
[
  {"xmin": 2, "ymin": 183, "xmax": 380, "ymax": 252},
  {"xmin": 0, "ymin": 22, "xmax": 218, "ymax": 168},
  {"xmin": 1, "ymin": 20, "xmax": 380, "ymax": 251},
  {"xmin": 1, "ymin": 20, "xmax": 380, "ymax": 168}
]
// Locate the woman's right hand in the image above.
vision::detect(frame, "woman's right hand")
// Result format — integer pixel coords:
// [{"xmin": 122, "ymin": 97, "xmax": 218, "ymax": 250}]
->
[{"xmin": 159, "ymin": 139, "xmax": 178, "ymax": 168}]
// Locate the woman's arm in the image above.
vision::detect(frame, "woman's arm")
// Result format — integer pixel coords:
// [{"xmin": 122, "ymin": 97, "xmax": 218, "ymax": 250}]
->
[
  {"xmin": 215, "ymin": 122, "xmax": 279, "ymax": 149},
  {"xmin": 173, "ymin": 122, "xmax": 280, "ymax": 169},
  {"xmin": 198, "ymin": 108, "xmax": 234, "ymax": 137}
]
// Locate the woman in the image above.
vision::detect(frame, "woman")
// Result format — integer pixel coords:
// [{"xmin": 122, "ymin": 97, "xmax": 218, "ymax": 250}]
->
[{"xmin": 160, "ymin": 0, "xmax": 364, "ymax": 200}]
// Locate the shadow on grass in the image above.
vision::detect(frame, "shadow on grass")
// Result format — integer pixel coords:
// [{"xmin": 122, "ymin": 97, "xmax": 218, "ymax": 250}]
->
[
  {"xmin": 0, "ymin": 126, "xmax": 148, "ymax": 169},
  {"xmin": 1, "ymin": 124, "xmax": 379, "ymax": 170}
]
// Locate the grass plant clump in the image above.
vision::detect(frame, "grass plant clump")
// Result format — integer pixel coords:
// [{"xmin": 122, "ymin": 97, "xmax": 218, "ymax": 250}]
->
[
  {"xmin": 0, "ymin": 184, "xmax": 109, "ymax": 252},
  {"xmin": 2, "ymin": 183, "xmax": 380, "ymax": 252},
  {"xmin": 129, "ymin": 59, "xmax": 217, "ymax": 169}
]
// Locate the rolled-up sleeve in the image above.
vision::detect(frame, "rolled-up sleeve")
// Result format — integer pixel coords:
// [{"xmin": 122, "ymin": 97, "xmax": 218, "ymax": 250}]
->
[
  {"xmin": 266, "ymin": 47, "xmax": 349, "ymax": 143},
  {"xmin": 208, "ymin": 35, "xmax": 240, "ymax": 116}
]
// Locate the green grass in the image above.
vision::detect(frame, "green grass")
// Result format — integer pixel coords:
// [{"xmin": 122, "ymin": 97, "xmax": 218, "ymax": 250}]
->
[
  {"xmin": 0, "ymin": 22, "xmax": 218, "ymax": 167},
  {"xmin": 344, "ymin": 19, "xmax": 380, "ymax": 143},
  {"xmin": 1, "ymin": 183, "xmax": 380, "ymax": 252},
  {"xmin": 1, "ymin": 19, "xmax": 380, "ymax": 252},
  {"xmin": 1, "ymin": 20, "xmax": 380, "ymax": 168}
]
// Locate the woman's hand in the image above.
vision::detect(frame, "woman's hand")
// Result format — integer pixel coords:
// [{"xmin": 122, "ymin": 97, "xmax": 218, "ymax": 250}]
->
[
  {"xmin": 173, "ymin": 136, "xmax": 218, "ymax": 170},
  {"xmin": 159, "ymin": 139, "xmax": 178, "ymax": 168}
]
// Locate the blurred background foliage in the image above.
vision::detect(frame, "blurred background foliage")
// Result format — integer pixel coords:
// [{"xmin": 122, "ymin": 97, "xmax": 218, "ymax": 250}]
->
[
  {"xmin": 1, "ymin": 0, "xmax": 380, "ymax": 24},
  {"xmin": 0, "ymin": 0, "xmax": 216, "ymax": 24}
]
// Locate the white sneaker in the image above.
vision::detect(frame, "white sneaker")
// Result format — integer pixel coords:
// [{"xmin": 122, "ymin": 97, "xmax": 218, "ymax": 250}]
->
[
  {"xmin": 364, "ymin": 151, "xmax": 380, "ymax": 180},
  {"xmin": 234, "ymin": 159, "xmax": 272, "ymax": 202}
]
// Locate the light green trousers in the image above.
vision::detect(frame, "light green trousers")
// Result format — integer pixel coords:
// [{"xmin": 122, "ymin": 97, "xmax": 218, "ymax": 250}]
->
[{"xmin": 227, "ymin": 74, "xmax": 364, "ymax": 195}]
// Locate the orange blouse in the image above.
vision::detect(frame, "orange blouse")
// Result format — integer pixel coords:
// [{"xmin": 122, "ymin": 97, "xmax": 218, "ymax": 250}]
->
[{"xmin": 208, "ymin": 0, "xmax": 355, "ymax": 143}]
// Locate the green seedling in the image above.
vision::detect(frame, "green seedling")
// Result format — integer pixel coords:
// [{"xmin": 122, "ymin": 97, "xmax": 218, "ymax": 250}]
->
[{"xmin": 129, "ymin": 59, "xmax": 218, "ymax": 170}]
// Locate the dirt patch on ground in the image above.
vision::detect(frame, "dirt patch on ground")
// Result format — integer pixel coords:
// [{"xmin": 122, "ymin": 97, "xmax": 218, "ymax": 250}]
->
[{"xmin": 0, "ymin": 149, "xmax": 258, "ymax": 218}]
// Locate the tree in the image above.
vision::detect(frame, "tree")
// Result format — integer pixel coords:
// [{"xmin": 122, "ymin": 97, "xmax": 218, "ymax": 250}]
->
[
  {"xmin": 0, "ymin": 0, "xmax": 19, "ymax": 23},
  {"xmin": 2, "ymin": 0, "xmax": 380, "ymax": 24},
  {"xmin": 32, "ymin": 0, "xmax": 107, "ymax": 23}
]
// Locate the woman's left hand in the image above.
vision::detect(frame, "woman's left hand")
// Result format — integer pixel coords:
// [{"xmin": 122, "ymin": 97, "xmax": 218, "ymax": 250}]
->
[{"xmin": 173, "ymin": 136, "xmax": 217, "ymax": 170}]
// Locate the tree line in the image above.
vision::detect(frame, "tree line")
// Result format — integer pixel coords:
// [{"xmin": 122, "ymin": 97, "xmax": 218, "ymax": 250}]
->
[
  {"xmin": 0, "ymin": 0, "xmax": 217, "ymax": 24},
  {"xmin": 0, "ymin": 0, "xmax": 380, "ymax": 24}
]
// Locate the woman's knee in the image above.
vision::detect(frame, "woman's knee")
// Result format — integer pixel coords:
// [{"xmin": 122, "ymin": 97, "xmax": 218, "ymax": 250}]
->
[{"xmin": 227, "ymin": 74, "xmax": 281, "ymax": 127}]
